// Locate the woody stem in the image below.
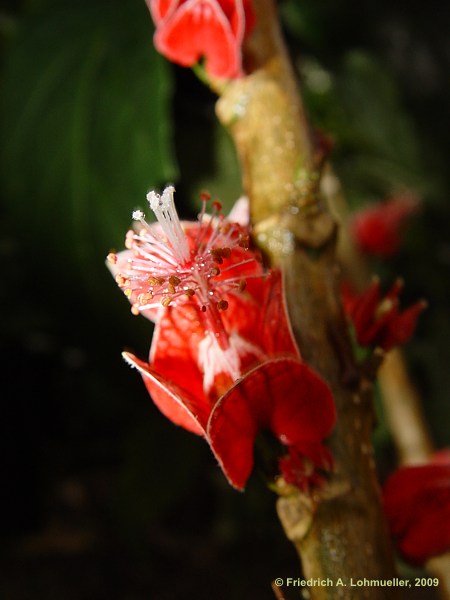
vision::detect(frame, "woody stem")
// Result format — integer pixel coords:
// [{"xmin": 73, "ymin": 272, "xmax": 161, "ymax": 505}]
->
[
  {"xmin": 215, "ymin": 0, "xmax": 398, "ymax": 598},
  {"xmin": 323, "ymin": 166, "xmax": 450, "ymax": 600}
]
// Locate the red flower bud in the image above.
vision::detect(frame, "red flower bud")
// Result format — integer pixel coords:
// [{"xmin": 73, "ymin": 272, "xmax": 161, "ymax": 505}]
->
[
  {"xmin": 351, "ymin": 193, "xmax": 420, "ymax": 258},
  {"xmin": 342, "ymin": 278, "xmax": 426, "ymax": 352}
]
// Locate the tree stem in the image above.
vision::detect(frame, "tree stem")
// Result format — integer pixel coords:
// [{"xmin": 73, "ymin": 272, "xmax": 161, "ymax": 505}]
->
[{"xmin": 216, "ymin": 0, "xmax": 398, "ymax": 597}]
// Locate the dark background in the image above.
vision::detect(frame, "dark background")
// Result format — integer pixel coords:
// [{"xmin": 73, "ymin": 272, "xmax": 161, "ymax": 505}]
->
[{"xmin": 1, "ymin": 0, "xmax": 449, "ymax": 598}]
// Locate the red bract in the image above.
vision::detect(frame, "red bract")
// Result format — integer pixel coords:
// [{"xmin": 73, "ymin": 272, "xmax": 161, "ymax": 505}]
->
[
  {"xmin": 342, "ymin": 278, "xmax": 426, "ymax": 352},
  {"xmin": 108, "ymin": 186, "xmax": 335, "ymax": 490},
  {"xmin": 147, "ymin": 0, "xmax": 255, "ymax": 79},
  {"xmin": 351, "ymin": 192, "xmax": 420, "ymax": 258},
  {"xmin": 278, "ymin": 444, "xmax": 333, "ymax": 493},
  {"xmin": 383, "ymin": 454, "xmax": 450, "ymax": 564}
]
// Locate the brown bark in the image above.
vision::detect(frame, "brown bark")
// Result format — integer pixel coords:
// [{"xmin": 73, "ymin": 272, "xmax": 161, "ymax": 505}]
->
[
  {"xmin": 215, "ymin": 0, "xmax": 398, "ymax": 597},
  {"xmin": 320, "ymin": 104, "xmax": 450, "ymax": 600}
]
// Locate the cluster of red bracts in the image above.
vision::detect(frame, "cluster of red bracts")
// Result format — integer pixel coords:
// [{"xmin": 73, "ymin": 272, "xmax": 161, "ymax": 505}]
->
[
  {"xmin": 147, "ymin": 0, "xmax": 255, "ymax": 79},
  {"xmin": 108, "ymin": 188, "xmax": 335, "ymax": 491},
  {"xmin": 383, "ymin": 451, "xmax": 450, "ymax": 565},
  {"xmin": 348, "ymin": 195, "xmax": 443, "ymax": 564},
  {"xmin": 342, "ymin": 278, "xmax": 426, "ymax": 352}
]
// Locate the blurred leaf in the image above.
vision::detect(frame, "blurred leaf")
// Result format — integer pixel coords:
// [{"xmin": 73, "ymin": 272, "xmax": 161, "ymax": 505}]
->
[
  {"xmin": 190, "ymin": 123, "xmax": 242, "ymax": 213},
  {"xmin": 301, "ymin": 51, "xmax": 429, "ymax": 205},
  {"xmin": 334, "ymin": 52, "xmax": 423, "ymax": 194},
  {"xmin": 170, "ymin": 73, "xmax": 242, "ymax": 215},
  {"xmin": 279, "ymin": 0, "xmax": 324, "ymax": 47},
  {"xmin": 0, "ymin": 0, "xmax": 177, "ymax": 273}
]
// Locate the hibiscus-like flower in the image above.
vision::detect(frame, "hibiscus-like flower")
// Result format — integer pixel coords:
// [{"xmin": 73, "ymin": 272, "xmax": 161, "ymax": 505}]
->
[
  {"xmin": 146, "ymin": 0, "xmax": 255, "ymax": 79},
  {"xmin": 383, "ymin": 452, "xmax": 450, "ymax": 564},
  {"xmin": 342, "ymin": 278, "xmax": 426, "ymax": 352},
  {"xmin": 108, "ymin": 186, "xmax": 335, "ymax": 490}
]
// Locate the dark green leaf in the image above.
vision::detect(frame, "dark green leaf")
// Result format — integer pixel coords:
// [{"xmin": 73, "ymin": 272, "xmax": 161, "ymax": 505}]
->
[{"xmin": 1, "ymin": 0, "xmax": 177, "ymax": 274}]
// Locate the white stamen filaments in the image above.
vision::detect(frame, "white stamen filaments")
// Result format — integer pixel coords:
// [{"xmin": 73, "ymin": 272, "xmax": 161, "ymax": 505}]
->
[
  {"xmin": 146, "ymin": 186, "xmax": 190, "ymax": 264},
  {"xmin": 111, "ymin": 186, "xmax": 260, "ymax": 318},
  {"xmin": 198, "ymin": 332, "xmax": 266, "ymax": 395},
  {"xmin": 198, "ymin": 334, "xmax": 241, "ymax": 392}
]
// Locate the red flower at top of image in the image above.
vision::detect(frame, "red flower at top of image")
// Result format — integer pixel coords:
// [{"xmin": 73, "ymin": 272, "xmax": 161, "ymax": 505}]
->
[
  {"xmin": 147, "ymin": 0, "xmax": 255, "ymax": 79},
  {"xmin": 107, "ymin": 187, "xmax": 335, "ymax": 490}
]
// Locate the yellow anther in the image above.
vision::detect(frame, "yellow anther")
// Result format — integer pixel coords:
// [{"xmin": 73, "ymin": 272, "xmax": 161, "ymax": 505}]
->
[
  {"xmin": 125, "ymin": 230, "xmax": 135, "ymax": 249},
  {"xmin": 138, "ymin": 292, "xmax": 153, "ymax": 305},
  {"xmin": 217, "ymin": 299, "xmax": 229, "ymax": 311},
  {"xmin": 148, "ymin": 276, "xmax": 165, "ymax": 286},
  {"xmin": 169, "ymin": 275, "xmax": 181, "ymax": 286},
  {"xmin": 115, "ymin": 274, "xmax": 129, "ymax": 287}
]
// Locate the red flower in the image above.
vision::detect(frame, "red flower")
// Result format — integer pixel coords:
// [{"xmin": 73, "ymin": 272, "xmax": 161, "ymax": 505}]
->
[
  {"xmin": 108, "ymin": 187, "xmax": 335, "ymax": 489},
  {"xmin": 342, "ymin": 278, "xmax": 426, "ymax": 352},
  {"xmin": 383, "ymin": 453, "xmax": 450, "ymax": 564},
  {"xmin": 351, "ymin": 193, "xmax": 420, "ymax": 258},
  {"xmin": 147, "ymin": 0, "xmax": 255, "ymax": 79}
]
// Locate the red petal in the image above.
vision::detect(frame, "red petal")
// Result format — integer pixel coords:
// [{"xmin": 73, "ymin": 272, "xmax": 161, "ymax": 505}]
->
[
  {"xmin": 346, "ymin": 278, "xmax": 424, "ymax": 351},
  {"xmin": 350, "ymin": 279, "xmax": 381, "ymax": 345},
  {"xmin": 154, "ymin": 0, "xmax": 243, "ymax": 79},
  {"xmin": 148, "ymin": 0, "xmax": 180, "ymax": 24},
  {"xmin": 150, "ymin": 304, "xmax": 206, "ymax": 392},
  {"xmin": 384, "ymin": 462, "xmax": 450, "ymax": 564},
  {"xmin": 382, "ymin": 300, "xmax": 426, "ymax": 351},
  {"xmin": 213, "ymin": 0, "xmax": 245, "ymax": 41},
  {"xmin": 278, "ymin": 444, "xmax": 333, "ymax": 492},
  {"xmin": 207, "ymin": 358, "xmax": 335, "ymax": 489},
  {"xmin": 269, "ymin": 362, "xmax": 335, "ymax": 445},
  {"xmin": 432, "ymin": 449, "xmax": 450, "ymax": 465},
  {"xmin": 220, "ymin": 271, "xmax": 299, "ymax": 361},
  {"xmin": 400, "ymin": 504, "xmax": 450, "ymax": 565},
  {"xmin": 123, "ymin": 352, "xmax": 207, "ymax": 435},
  {"xmin": 123, "ymin": 303, "xmax": 212, "ymax": 435},
  {"xmin": 351, "ymin": 193, "xmax": 420, "ymax": 258},
  {"xmin": 258, "ymin": 271, "xmax": 300, "ymax": 358},
  {"xmin": 362, "ymin": 303, "xmax": 398, "ymax": 348},
  {"xmin": 340, "ymin": 280, "xmax": 358, "ymax": 315}
]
